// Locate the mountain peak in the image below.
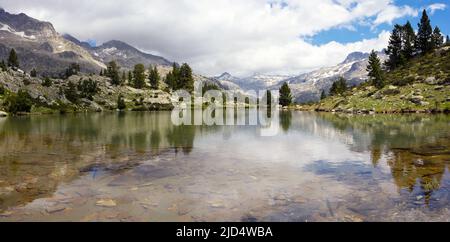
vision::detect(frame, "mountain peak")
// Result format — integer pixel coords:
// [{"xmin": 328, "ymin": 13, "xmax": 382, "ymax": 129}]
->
[
  {"xmin": 341, "ymin": 52, "xmax": 369, "ymax": 64},
  {"xmin": 0, "ymin": 8, "xmax": 57, "ymax": 38},
  {"xmin": 218, "ymin": 72, "xmax": 232, "ymax": 78}
]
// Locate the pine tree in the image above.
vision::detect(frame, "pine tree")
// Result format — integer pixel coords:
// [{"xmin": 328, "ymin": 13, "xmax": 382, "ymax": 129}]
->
[
  {"xmin": 148, "ymin": 65, "xmax": 160, "ymax": 89},
  {"xmin": 385, "ymin": 24, "xmax": 405, "ymax": 70},
  {"xmin": 446, "ymin": 35, "xmax": 450, "ymax": 45},
  {"xmin": 402, "ymin": 21, "xmax": 416, "ymax": 60},
  {"xmin": 366, "ymin": 50, "xmax": 385, "ymax": 89},
  {"xmin": 432, "ymin": 26, "xmax": 444, "ymax": 48},
  {"xmin": 329, "ymin": 77, "xmax": 347, "ymax": 96},
  {"xmin": 179, "ymin": 63, "xmax": 194, "ymax": 92},
  {"xmin": 132, "ymin": 64, "xmax": 146, "ymax": 89},
  {"xmin": 279, "ymin": 82, "xmax": 292, "ymax": 107},
  {"xmin": 99, "ymin": 69, "xmax": 103, "ymax": 76},
  {"xmin": 128, "ymin": 71, "xmax": 133, "ymax": 83},
  {"xmin": 0, "ymin": 60, "xmax": 6, "ymax": 71},
  {"xmin": 117, "ymin": 94, "xmax": 126, "ymax": 111},
  {"xmin": 121, "ymin": 71, "xmax": 126, "ymax": 85},
  {"xmin": 7, "ymin": 48, "xmax": 19, "ymax": 69},
  {"xmin": 106, "ymin": 61, "xmax": 121, "ymax": 85},
  {"xmin": 415, "ymin": 9, "xmax": 433, "ymax": 54},
  {"xmin": 320, "ymin": 90, "xmax": 326, "ymax": 100},
  {"xmin": 30, "ymin": 68, "xmax": 37, "ymax": 77}
]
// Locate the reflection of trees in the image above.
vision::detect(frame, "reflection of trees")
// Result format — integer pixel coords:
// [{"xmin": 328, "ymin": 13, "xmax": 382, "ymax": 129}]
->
[
  {"xmin": 279, "ymin": 111, "xmax": 292, "ymax": 133},
  {"xmin": 166, "ymin": 125, "xmax": 196, "ymax": 155},
  {"xmin": 314, "ymin": 113, "xmax": 450, "ymax": 198}
]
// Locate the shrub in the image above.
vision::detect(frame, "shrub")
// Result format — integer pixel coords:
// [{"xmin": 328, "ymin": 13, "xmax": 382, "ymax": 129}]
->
[
  {"xmin": 64, "ymin": 81, "xmax": 79, "ymax": 103},
  {"xmin": 117, "ymin": 95, "xmax": 126, "ymax": 111},
  {"xmin": 42, "ymin": 77, "xmax": 52, "ymax": 87},
  {"xmin": 77, "ymin": 78, "xmax": 99, "ymax": 100},
  {"xmin": 393, "ymin": 76, "xmax": 415, "ymax": 86},
  {"xmin": 5, "ymin": 90, "xmax": 33, "ymax": 114}
]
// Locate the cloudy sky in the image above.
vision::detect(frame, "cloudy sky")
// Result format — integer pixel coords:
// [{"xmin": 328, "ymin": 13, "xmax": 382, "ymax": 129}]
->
[{"xmin": 1, "ymin": 0, "xmax": 449, "ymax": 76}]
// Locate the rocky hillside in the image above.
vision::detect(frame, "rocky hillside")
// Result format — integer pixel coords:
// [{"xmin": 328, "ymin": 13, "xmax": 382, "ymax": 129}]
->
[
  {"xmin": 214, "ymin": 72, "xmax": 292, "ymax": 94},
  {"xmin": 277, "ymin": 51, "xmax": 387, "ymax": 103},
  {"xmin": 0, "ymin": 8, "xmax": 105, "ymax": 76},
  {"xmin": 213, "ymin": 51, "xmax": 387, "ymax": 103},
  {"xmin": 0, "ymin": 8, "xmax": 174, "ymax": 77},
  {"xmin": 298, "ymin": 47, "xmax": 450, "ymax": 113},
  {"xmin": 0, "ymin": 68, "xmax": 175, "ymax": 115},
  {"xmin": 64, "ymin": 36, "xmax": 172, "ymax": 70}
]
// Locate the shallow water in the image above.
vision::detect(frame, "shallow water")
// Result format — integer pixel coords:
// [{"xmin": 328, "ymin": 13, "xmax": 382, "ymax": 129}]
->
[{"xmin": 0, "ymin": 111, "xmax": 449, "ymax": 221}]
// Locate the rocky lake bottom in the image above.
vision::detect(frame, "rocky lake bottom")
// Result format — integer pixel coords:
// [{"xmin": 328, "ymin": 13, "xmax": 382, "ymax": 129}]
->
[{"xmin": 0, "ymin": 111, "xmax": 449, "ymax": 221}]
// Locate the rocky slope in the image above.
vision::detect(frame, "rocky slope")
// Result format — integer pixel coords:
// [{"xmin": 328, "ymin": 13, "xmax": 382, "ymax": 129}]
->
[
  {"xmin": 215, "ymin": 72, "xmax": 291, "ymax": 91},
  {"xmin": 0, "ymin": 8, "xmax": 105, "ymax": 76},
  {"xmin": 214, "ymin": 51, "xmax": 387, "ymax": 103},
  {"xmin": 296, "ymin": 47, "xmax": 450, "ymax": 113},
  {"xmin": 274, "ymin": 51, "xmax": 388, "ymax": 103},
  {"xmin": 63, "ymin": 36, "xmax": 172, "ymax": 70}
]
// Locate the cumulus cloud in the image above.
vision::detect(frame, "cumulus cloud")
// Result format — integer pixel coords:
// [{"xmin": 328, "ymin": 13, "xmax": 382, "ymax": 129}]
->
[
  {"xmin": 428, "ymin": 3, "xmax": 446, "ymax": 15},
  {"xmin": 373, "ymin": 5, "xmax": 418, "ymax": 26},
  {"xmin": 0, "ymin": 0, "xmax": 433, "ymax": 76}
]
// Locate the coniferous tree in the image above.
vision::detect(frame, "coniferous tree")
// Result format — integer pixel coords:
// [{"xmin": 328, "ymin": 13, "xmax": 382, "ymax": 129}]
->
[
  {"xmin": 30, "ymin": 68, "xmax": 37, "ymax": 77},
  {"xmin": 402, "ymin": 21, "xmax": 416, "ymax": 60},
  {"xmin": 329, "ymin": 77, "xmax": 347, "ymax": 96},
  {"xmin": 446, "ymin": 35, "xmax": 450, "ymax": 45},
  {"xmin": 128, "ymin": 71, "xmax": 133, "ymax": 83},
  {"xmin": 265, "ymin": 90, "xmax": 273, "ymax": 106},
  {"xmin": 121, "ymin": 71, "xmax": 126, "ymax": 85},
  {"xmin": 432, "ymin": 26, "xmax": 444, "ymax": 48},
  {"xmin": 0, "ymin": 60, "xmax": 6, "ymax": 71},
  {"xmin": 415, "ymin": 9, "xmax": 433, "ymax": 54},
  {"xmin": 132, "ymin": 64, "xmax": 146, "ymax": 89},
  {"xmin": 117, "ymin": 94, "xmax": 126, "ymax": 111},
  {"xmin": 165, "ymin": 63, "xmax": 180, "ymax": 90},
  {"xmin": 64, "ymin": 63, "xmax": 80, "ymax": 79},
  {"xmin": 366, "ymin": 50, "xmax": 385, "ymax": 89},
  {"xmin": 149, "ymin": 65, "xmax": 160, "ymax": 89},
  {"xmin": 106, "ymin": 61, "xmax": 121, "ymax": 85},
  {"xmin": 64, "ymin": 81, "xmax": 80, "ymax": 104},
  {"xmin": 320, "ymin": 90, "xmax": 326, "ymax": 100},
  {"xmin": 179, "ymin": 63, "xmax": 194, "ymax": 92},
  {"xmin": 279, "ymin": 82, "xmax": 292, "ymax": 107},
  {"xmin": 385, "ymin": 24, "xmax": 405, "ymax": 70},
  {"xmin": 7, "ymin": 48, "xmax": 19, "ymax": 69}
]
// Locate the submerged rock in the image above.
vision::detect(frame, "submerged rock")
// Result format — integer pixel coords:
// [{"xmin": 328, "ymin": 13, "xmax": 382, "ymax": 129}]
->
[{"xmin": 96, "ymin": 199, "xmax": 117, "ymax": 207}]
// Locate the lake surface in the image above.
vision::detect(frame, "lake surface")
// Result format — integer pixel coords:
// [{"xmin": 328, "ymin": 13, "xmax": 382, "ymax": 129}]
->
[{"xmin": 0, "ymin": 111, "xmax": 449, "ymax": 221}]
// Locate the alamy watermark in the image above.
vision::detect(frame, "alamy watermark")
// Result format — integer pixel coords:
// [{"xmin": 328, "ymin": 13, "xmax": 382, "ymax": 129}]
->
[{"xmin": 170, "ymin": 85, "xmax": 282, "ymax": 136}]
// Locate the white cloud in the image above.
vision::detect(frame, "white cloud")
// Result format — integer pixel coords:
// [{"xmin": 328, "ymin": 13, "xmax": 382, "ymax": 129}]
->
[
  {"xmin": 0, "ymin": 0, "xmax": 421, "ymax": 76},
  {"xmin": 428, "ymin": 3, "xmax": 446, "ymax": 15},
  {"xmin": 373, "ymin": 5, "xmax": 418, "ymax": 26}
]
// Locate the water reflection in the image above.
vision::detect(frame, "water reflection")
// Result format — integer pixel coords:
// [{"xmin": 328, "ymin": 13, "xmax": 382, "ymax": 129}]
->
[{"xmin": 0, "ymin": 112, "xmax": 449, "ymax": 220}]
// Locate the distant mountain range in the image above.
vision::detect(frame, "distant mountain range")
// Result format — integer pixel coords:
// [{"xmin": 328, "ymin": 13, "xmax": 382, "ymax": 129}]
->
[
  {"xmin": 214, "ymin": 51, "xmax": 387, "ymax": 103},
  {"xmin": 0, "ymin": 8, "xmax": 171, "ymax": 77},
  {"xmin": 0, "ymin": 8, "xmax": 387, "ymax": 102}
]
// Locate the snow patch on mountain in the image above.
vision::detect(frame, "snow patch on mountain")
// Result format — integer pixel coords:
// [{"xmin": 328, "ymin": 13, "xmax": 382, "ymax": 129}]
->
[{"xmin": 0, "ymin": 22, "xmax": 36, "ymax": 40}]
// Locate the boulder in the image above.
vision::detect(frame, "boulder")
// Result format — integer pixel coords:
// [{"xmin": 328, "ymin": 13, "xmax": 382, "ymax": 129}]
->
[
  {"xmin": 409, "ymin": 95, "xmax": 424, "ymax": 105},
  {"xmin": 425, "ymin": 76, "xmax": 437, "ymax": 85},
  {"xmin": 0, "ymin": 111, "xmax": 8, "ymax": 117}
]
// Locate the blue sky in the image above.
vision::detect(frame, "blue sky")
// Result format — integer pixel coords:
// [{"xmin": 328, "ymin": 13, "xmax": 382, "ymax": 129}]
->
[
  {"xmin": 312, "ymin": 0, "xmax": 449, "ymax": 45},
  {"xmin": 1, "ymin": 0, "xmax": 449, "ymax": 76}
]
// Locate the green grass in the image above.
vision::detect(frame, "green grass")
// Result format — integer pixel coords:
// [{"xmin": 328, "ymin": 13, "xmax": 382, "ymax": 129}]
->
[{"xmin": 306, "ymin": 47, "xmax": 450, "ymax": 113}]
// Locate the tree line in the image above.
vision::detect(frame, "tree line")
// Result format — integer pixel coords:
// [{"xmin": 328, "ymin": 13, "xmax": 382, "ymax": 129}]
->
[
  {"xmin": 100, "ymin": 61, "xmax": 194, "ymax": 92},
  {"xmin": 323, "ymin": 9, "xmax": 448, "ymax": 99}
]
